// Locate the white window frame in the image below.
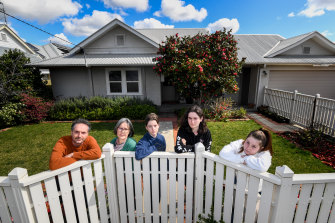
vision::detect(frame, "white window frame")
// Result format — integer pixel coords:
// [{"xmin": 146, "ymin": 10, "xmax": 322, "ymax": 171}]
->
[
  {"xmin": 106, "ymin": 68, "xmax": 142, "ymax": 95},
  {"xmin": 115, "ymin": 34, "xmax": 125, "ymax": 46}
]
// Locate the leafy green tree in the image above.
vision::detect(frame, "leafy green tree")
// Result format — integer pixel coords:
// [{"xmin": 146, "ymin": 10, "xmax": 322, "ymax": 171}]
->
[
  {"xmin": 153, "ymin": 29, "xmax": 244, "ymax": 103},
  {"xmin": 0, "ymin": 49, "xmax": 50, "ymax": 105}
]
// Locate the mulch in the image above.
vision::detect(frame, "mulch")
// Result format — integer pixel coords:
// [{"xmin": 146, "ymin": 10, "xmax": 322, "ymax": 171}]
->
[{"xmin": 278, "ymin": 132, "xmax": 335, "ymax": 169}]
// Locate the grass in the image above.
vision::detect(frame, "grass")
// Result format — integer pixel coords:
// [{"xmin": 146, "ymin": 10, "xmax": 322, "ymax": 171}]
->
[
  {"xmin": 209, "ymin": 120, "xmax": 335, "ymax": 174},
  {"xmin": 0, "ymin": 120, "xmax": 334, "ymax": 176}
]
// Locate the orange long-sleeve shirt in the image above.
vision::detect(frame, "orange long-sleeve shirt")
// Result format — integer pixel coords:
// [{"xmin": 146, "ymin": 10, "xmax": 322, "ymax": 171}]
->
[{"xmin": 49, "ymin": 135, "xmax": 102, "ymax": 170}]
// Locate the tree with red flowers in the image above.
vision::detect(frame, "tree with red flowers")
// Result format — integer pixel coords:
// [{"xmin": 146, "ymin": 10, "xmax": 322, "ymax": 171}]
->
[{"xmin": 153, "ymin": 29, "xmax": 244, "ymax": 103}]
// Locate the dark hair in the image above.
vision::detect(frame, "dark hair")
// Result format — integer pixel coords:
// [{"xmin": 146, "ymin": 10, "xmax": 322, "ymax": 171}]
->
[
  {"xmin": 145, "ymin": 113, "xmax": 159, "ymax": 126},
  {"xmin": 180, "ymin": 105, "xmax": 208, "ymax": 135},
  {"xmin": 71, "ymin": 118, "xmax": 91, "ymax": 132},
  {"xmin": 239, "ymin": 128, "xmax": 273, "ymax": 155},
  {"xmin": 113, "ymin": 118, "xmax": 134, "ymax": 137}
]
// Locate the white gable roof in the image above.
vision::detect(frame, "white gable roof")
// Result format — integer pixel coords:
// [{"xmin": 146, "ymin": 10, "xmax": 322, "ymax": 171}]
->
[
  {"xmin": 264, "ymin": 31, "xmax": 335, "ymax": 58},
  {"xmin": 70, "ymin": 19, "xmax": 159, "ymax": 55},
  {"xmin": 0, "ymin": 25, "xmax": 36, "ymax": 54}
]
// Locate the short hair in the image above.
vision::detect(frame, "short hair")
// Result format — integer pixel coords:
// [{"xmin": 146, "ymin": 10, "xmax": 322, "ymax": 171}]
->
[
  {"xmin": 71, "ymin": 118, "xmax": 91, "ymax": 132},
  {"xmin": 113, "ymin": 118, "xmax": 134, "ymax": 137},
  {"xmin": 145, "ymin": 113, "xmax": 159, "ymax": 126},
  {"xmin": 180, "ymin": 105, "xmax": 208, "ymax": 135}
]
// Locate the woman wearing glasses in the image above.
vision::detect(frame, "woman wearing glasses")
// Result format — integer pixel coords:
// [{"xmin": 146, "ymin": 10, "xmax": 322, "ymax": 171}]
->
[{"xmin": 110, "ymin": 118, "xmax": 136, "ymax": 151}]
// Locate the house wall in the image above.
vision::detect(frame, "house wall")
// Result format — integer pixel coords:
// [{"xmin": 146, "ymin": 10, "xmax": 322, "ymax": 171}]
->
[
  {"xmin": 50, "ymin": 67, "xmax": 92, "ymax": 99},
  {"xmin": 62, "ymin": 66, "xmax": 162, "ymax": 105},
  {"xmin": 0, "ymin": 28, "xmax": 30, "ymax": 53},
  {"xmin": 144, "ymin": 67, "xmax": 161, "ymax": 105},
  {"xmin": 282, "ymin": 39, "xmax": 334, "ymax": 56},
  {"xmin": 84, "ymin": 26, "xmax": 157, "ymax": 54}
]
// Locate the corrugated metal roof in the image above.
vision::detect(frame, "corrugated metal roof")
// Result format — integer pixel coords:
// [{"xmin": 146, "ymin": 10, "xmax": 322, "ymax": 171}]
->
[
  {"xmin": 137, "ymin": 28, "xmax": 208, "ymax": 44},
  {"xmin": 31, "ymin": 53, "xmax": 156, "ymax": 67},
  {"xmin": 31, "ymin": 28, "xmax": 335, "ymax": 67},
  {"xmin": 235, "ymin": 34, "xmax": 284, "ymax": 63}
]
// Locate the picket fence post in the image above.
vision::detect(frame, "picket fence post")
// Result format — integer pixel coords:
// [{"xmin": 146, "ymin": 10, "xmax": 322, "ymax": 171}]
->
[
  {"xmin": 289, "ymin": 90, "xmax": 298, "ymax": 123},
  {"xmin": 271, "ymin": 165, "xmax": 294, "ymax": 223},
  {"xmin": 263, "ymin": 86, "xmax": 268, "ymax": 106},
  {"xmin": 8, "ymin": 168, "xmax": 35, "ymax": 223},
  {"xmin": 310, "ymin": 93, "xmax": 320, "ymax": 128},
  {"xmin": 103, "ymin": 143, "xmax": 120, "ymax": 223},
  {"xmin": 193, "ymin": 142, "xmax": 205, "ymax": 222}
]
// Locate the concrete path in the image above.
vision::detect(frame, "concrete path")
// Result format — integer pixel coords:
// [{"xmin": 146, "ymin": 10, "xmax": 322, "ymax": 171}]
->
[
  {"xmin": 158, "ymin": 121, "xmax": 175, "ymax": 152},
  {"xmin": 247, "ymin": 112, "xmax": 299, "ymax": 133}
]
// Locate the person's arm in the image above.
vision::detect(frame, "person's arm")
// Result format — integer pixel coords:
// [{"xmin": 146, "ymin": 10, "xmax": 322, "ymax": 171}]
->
[
  {"xmin": 175, "ymin": 128, "xmax": 193, "ymax": 153},
  {"xmin": 72, "ymin": 136, "xmax": 101, "ymax": 160},
  {"xmin": 135, "ymin": 135, "xmax": 156, "ymax": 160},
  {"xmin": 244, "ymin": 151, "xmax": 272, "ymax": 172},
  {"xmin": 203, "ymin": 130, "xmax": 212, "ymax": 152},
  {"xmin": 218, "ymin": 139, "xmax": 245, "ymax": 164},
  {"xmin": 49, "ymin": 138, "xmax": 77, "ymax": 170}
]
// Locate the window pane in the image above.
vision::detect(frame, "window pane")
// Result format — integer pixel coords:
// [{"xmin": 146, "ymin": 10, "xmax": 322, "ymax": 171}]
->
[
  {"xmin": 126, "ymin": 71, "xmax": 138, "ymax": 81},
  {"xmin": 110, "ymin": 83, "xmax": 122, "ymax": 93},
  {"xmin": 127, "ymin": 83, "xmax": 139, "ymax": 93},
  {"xmin": 116, "ymin": 35, "xmax": 124, "ymax": 46},
  {"xmin": 109, "ymin": 71, "xmax": 121, "ymax": 81}
]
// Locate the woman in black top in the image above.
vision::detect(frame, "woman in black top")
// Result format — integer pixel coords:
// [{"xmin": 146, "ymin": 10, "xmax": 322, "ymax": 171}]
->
[{"xmin": 175, "ymin": 105, "xmax": 212, "ymax": 153}]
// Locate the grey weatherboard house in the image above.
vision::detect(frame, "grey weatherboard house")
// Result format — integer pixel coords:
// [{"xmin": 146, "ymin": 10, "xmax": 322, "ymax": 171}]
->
[{"xmin": 31, "ymin": 19, "xmax": 335, "ymax": 106}]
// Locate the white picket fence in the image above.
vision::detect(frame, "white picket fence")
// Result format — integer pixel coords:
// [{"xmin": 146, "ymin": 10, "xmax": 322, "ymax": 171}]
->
[
  {"xmin": 264, "ymin": 87, "xmax": 335, "ymax": 136},
  {"xmin": 1, "ymin": 143, "xmax": 335, "ymax": 223}
]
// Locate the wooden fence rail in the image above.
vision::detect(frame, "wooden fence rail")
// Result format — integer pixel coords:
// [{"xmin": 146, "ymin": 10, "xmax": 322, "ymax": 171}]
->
[
  {"xmin": 264, "ymin": 87, "xmax": 335, "ymax": 136},
  {"xmin": 1, "ymin": 143, "xmax": 335, "ymax": 223}
]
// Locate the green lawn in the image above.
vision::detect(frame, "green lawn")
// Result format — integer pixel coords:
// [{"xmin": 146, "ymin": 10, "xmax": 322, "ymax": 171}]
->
[{"xmin": 0, "ymin": 120, "xmax": 334, "ymax": 176}]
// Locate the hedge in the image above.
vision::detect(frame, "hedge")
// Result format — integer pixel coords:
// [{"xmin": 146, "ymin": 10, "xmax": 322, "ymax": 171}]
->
[{"xmin": 48, "ymin": 96, "xmax": 157, "ymax": 120}]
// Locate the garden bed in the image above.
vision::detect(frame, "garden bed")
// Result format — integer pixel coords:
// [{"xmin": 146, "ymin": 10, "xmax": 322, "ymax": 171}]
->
[{"xmin": 279, "ymin": 130, "xmax": 335, "ymax": 169}]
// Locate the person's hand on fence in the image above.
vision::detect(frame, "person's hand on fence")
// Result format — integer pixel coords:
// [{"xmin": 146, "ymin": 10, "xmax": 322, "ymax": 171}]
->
[{"xmin": 64, "ymin": 153, "xmax": 74, "ymax": 158}]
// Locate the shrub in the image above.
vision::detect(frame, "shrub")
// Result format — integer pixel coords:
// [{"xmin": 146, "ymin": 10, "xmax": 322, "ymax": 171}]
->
[
  {"xmin": 204, "ymin": 98, "xmax": 233, "ymax": 121},
  {"xmin": 0, "ymin": 103, "xmax": 25, "ymax": 127},
  {"xmin": 20, "ymin": 93, "xmax": 54, "ymax": 123},
  {"xmin": 230, "ymin": 107, "xmax": 247, "ymax": 119},
  {"xmin": 48, "ymin": 96, "xmax": 157, "ymax": 120},
  {"xmin": 203, "ymin": 98, "xmax": 246, "ymax": 121}
]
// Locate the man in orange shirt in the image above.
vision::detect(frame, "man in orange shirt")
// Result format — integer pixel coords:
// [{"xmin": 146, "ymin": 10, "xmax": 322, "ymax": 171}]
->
[{"xmin": 49, "ymin": 118, "xmax": 102, "ymax": 170}]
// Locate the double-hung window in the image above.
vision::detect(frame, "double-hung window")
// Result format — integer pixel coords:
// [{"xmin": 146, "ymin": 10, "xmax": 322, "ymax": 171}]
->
[{"xmin": 106, "ymin": 68, "xmax": 141, "ymax": 95}]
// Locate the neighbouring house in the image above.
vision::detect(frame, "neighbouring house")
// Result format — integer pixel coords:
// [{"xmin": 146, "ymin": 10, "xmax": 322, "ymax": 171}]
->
[
  {"xmin": 26, "ymin": 42, "xmax": 71, "ymax": 82},
  {"xmin": 0, "ymin": 24, "xmax": 70, "ymax": 82},
  {"xmin": 31, "ymin": 19, "xmax": 335, "ymax": 106},
  {"xmin": 235, "ymin": 32, "xmax": 335, "ymax": 107},
  {"xmin": 0, "ymin": 24, "xmax": 41, "ymax": 63}
]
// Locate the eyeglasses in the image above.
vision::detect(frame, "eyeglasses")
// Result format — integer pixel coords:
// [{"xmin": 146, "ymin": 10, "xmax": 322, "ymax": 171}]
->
[{"xmin": 118, "ymin": 127, "xmax": 129, "ymax": 132}]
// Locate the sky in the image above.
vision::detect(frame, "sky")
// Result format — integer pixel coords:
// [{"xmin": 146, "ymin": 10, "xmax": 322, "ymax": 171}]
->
[{"xmin": 1, "ymin": 0, "xmax": 335, "ymax": 47}]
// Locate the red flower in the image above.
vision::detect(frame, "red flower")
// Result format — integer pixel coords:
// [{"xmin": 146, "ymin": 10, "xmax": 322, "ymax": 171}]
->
[{"xmin": 197, "ymin": 65, "xmax": 203, "ymax": 72}]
